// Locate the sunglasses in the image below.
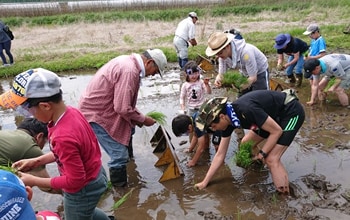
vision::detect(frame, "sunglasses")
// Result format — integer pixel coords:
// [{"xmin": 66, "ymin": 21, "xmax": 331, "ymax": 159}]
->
[{"xmin": 186, "ymin": 67, "xmax": 202, "ymax": 75}]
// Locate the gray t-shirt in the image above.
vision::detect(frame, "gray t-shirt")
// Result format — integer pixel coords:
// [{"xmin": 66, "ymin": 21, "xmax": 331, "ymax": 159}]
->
[{"xmin": 320, "ymin": 54, "xmax": 350, "ymax": 89}]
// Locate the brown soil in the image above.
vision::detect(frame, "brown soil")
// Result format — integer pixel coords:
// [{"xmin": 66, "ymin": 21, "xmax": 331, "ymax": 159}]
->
[{"xmin": 7, "ymin": 11, "xmax": 350, "ymax": 220}]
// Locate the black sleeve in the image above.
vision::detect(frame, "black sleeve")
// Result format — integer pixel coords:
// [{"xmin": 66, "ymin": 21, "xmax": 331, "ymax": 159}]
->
[{"xmin": 221, "ymin": 125, "xmax": 235, "ymax": 137}]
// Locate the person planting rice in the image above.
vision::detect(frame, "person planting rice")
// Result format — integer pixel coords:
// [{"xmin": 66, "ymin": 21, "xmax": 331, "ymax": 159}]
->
[
  {"xmin": 0, "ymin": 68, "xmax": 113, "ymax": 220},
  {"xmin": 206, "ymin": 32, "xmax": 270, "ymax": 95},
  {"xmin": 303, "ymin": 54, "xmax": 350, "ymax": 107},
  {"xmin": 193, "ymin": 90, "xmax": 305, "ymax": 194},
  {"xmin": 171, "ymin": 113, "xmax": 221, "ymax": 167}
]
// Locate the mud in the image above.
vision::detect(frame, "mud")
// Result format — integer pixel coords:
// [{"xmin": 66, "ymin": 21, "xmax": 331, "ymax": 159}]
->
[{"xmin": 1, "ymin": 66, "xmax": 350, "ymax": 220}]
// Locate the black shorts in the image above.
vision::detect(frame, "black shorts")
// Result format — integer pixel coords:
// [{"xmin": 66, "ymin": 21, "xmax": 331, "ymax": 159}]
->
[{"xmin": 254, "ymin": 99, "xmax": 305, "ymax": 146}]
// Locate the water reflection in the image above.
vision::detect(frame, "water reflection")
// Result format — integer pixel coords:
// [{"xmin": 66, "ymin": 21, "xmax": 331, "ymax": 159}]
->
[{"xmin": 1, "ymin": 69, "xmax": 350, "ymax": 219}]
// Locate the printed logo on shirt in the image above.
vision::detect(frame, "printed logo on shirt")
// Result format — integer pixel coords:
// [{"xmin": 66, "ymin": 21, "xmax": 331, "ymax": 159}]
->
[{"xmin": 243, "ymin": 54, "xmax": 249, "ymax": 61}]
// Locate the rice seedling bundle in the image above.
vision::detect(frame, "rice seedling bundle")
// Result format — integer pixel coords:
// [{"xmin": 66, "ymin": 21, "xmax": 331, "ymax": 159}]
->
[
  {"xmin": 146, "ymin": 111, "xmax": 167, "ymax": 125},
  {"xmin": 234, "ymin": 140, "xmax": 254, "ymax": 168},
  {"xmin": 0, "ymin": 165, "xmax": 17, "ymax": 175},
  {"xmin": 221, "ymin": 71, "xmax": 248, "ymax": 89},
  {"xmin": 324, "ymin": 77, "xmax": 336, "ymax": 92}
]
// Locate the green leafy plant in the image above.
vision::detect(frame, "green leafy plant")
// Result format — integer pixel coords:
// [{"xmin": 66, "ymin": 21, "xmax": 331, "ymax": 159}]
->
[
  {"xmin": 324, "ymin": 77, "xmax": 336, "ymax": 92},
  {"xmin": 146, "ymin": 111, "xmax": 167, "ymax": 125},
  {"xmin": 0, "ymin": 165, "xmax": 17, "ymax": 175},
  {"xmin": 234, "ymin": 140, "xmax": 254, "ymax": 168},
  {"xmin": 221, "ymin": 71, "xmax": 248, "ymax": 89}
]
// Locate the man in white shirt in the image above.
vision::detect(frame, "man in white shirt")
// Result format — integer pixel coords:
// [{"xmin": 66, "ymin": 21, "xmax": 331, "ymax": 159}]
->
[{"xmin": 173, "ymin": 12, "xmax": 198, "ymax": 69}]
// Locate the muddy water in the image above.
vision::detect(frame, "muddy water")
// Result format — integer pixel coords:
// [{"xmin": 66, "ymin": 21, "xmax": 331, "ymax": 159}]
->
[{"xmin": 1, "ymin": 68, "xmax": 350, "ymax": 220}]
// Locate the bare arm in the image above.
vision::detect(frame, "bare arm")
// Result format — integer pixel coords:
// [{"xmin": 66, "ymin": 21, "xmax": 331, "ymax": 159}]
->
[
  {"xmin": 19, "ymin": 172, "xmax": 52, "ymax": 189},
  {"xmin": 307, "ymin": 77, "xmax": 320, "ymax": 105},
  {"xmin": 187, "ymin": 135, "xmax": 209, "ymax": 167},
  {"xmin": 12, "ymin": 152, "xmax": 55, "ymax": 172},
  {"xmin": 214, "ymin": 73, "xmax": 224, "ymax": 87},
  {"xmin": 241, "ymin": 75, "xmax": 257, "ymax": 90},
  {"xmin": 189, "ymin": 38, "xmax": 197, "ymax": 46},
  {"xmin": 277, "ymin": 54, "xmax": 284, "ymax": 67},
  {"xmin": 284, "ymin": 52, "xmax": 300, "ymax": 68},
  {"xmin": 306, "ymin": 51, "xmax": 326, "ymax": 60},
  {"xmin": 29, "ymin": 168, "xmax": 62, "ymax": 194},
  {"xmin": 257, "ymin": 116, "xmax": 283, "ymax": 154},
  {"xmin": 203, "ymin": 78, "xmax": 212, "ymax": 94},
  {"xmin": 194, "ymin": 135, "xmax": 231, "ymax": 189}
]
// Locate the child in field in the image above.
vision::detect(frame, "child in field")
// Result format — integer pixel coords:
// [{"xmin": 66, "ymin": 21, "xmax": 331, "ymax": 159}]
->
[
  {"xmin": 303, "ymin": 23, "xmax": 327, "ymax": 98},
  {"xmin": 0, "ymin": 68, "xmax": 113, "ymax": 220},
  {"xmin": 179, "ymin": 61, "xmax": 212, "ymax": 158},
  {"xmin": 179, "ymin": 60, "xmax": 211, "ymax": 116},
  {"xmin": 0, "ymin": 169, "xmax": 62, "ymax": 220},
  {"xmin": 172, "ymin": 114, "xmax": 221, "ymax": 167},
  {"xmin": 303, "ymin": 23, "xmax": 326, "ymax": 61}
]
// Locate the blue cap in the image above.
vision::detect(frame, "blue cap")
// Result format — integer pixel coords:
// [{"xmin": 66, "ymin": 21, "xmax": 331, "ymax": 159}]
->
[{"xmin": 0, "ymin": 170, "xmax": 36, "ymax": 220}]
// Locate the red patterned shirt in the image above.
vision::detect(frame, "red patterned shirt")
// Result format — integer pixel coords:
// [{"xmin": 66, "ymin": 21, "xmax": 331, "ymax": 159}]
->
[{"xmin": 79, "ymin": 54, "xmax": 145, "ymax": 146}]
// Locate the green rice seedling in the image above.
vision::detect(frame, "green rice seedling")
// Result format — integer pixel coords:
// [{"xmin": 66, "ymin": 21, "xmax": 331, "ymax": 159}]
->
[
  {"xmin": 324, "ymin": 77, "xmax": 336, "ymax": 92},
  {"xmin": 234, "ymin": 140, "xmax": 254, "ymax": 168},
  {"xmin": 112, "ymin": 188, "xmax": 135, "ymax": 210},
  {"xmin": 221, "ymin": 71, "xmax": 248, "ymax": 89},
  {"xmin": 146, "ymin": 111, "xmax": 167, "ymax": 125},
  {"xmin": 271, "ymin": 193, "xmax": 278, "ymax": 205},
  {"xmin": 0, "ymin": 164, "xmax": 17, "ymax": 175},
  {"xmin": 236, "ymin": 208, "xmax": 242, "ymax": 220}
]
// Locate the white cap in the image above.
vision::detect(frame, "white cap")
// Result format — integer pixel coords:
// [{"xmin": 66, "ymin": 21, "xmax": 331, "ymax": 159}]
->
[
  {"xmin": 0, "ymin": 68, "xmax": 61, "ymax": 109},
  {"xmin": 147, "ymin": 49, "xmax": 167, "ymax": 76},
  {"xmin": 188, "ymin": 12, "xmax": 198, "ymax": 19}
]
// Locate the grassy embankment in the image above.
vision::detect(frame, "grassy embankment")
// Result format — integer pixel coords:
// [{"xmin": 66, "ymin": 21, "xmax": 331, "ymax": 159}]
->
[{"xmin": 0, "ymin": 0, "xmax": 349, "ymax": 77}]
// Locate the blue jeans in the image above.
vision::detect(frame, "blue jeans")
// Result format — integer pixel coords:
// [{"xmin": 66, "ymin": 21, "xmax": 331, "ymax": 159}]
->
[
  {"xmin": 63, "ymin": 167, "xmax": 110, "ymax": 220},
  {"xmin": 286, "ymin": 54, "xmax": 304, "ymax": 76},
  {"xmin": 90, "ymin": 122, "xmax": 129, "ymax": 168}
]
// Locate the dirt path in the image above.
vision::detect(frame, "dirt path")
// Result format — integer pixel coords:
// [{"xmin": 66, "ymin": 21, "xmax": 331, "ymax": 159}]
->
[{"xmin": 11, "ymin": 10, "xmax": 349, "ymax": 59}]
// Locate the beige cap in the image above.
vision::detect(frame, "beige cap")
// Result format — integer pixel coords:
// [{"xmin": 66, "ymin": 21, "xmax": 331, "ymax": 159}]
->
[{"xmin": 147, "ymin": 49, "xmax": 167, "ymax": 76}]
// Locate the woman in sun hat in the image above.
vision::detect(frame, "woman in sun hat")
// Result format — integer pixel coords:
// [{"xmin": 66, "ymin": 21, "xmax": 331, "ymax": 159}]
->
[
  {"xmin": 274, "ymin": 33, "xmax": 309, "ymax": 87},
  {"xmin": 206, "ymin": 32, "xmax": 269, "ymax": 96}
]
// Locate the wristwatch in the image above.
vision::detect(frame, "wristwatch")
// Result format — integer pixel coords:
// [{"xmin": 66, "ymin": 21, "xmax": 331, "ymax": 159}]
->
[{"xmin": 259, "ymin": 149, "xmax": 268, "ymax": 159}]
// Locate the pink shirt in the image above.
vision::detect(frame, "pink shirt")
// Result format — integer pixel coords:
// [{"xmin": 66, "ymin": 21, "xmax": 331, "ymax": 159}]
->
[
  {"xmin": 79, "ymin": 54, "xmax": 145, "ymax": 146},
  {"xmin": 180, "ymin": 80, "xmax": 208, "ymax": 109},
  {"xmin": 49, "ymin": 107, "xmax": 102, "ymax": 193}
]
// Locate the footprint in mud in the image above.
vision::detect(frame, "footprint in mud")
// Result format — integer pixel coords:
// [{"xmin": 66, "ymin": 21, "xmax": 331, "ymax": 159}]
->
[{"xmin": 198, "ymin": 211, "xmax": 234, "ymax": 220}]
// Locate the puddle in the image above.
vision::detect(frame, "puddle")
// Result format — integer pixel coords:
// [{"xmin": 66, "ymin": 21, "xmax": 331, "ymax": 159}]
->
[{"xmin": 1, "ymin": 67, "xmax": 350, "ymax": 219}]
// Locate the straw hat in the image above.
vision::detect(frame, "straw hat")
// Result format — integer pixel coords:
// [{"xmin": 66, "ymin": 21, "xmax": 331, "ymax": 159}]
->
[{"xmin": 205, "ymin": 32, "xmax": 234, "ymax": 57}]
